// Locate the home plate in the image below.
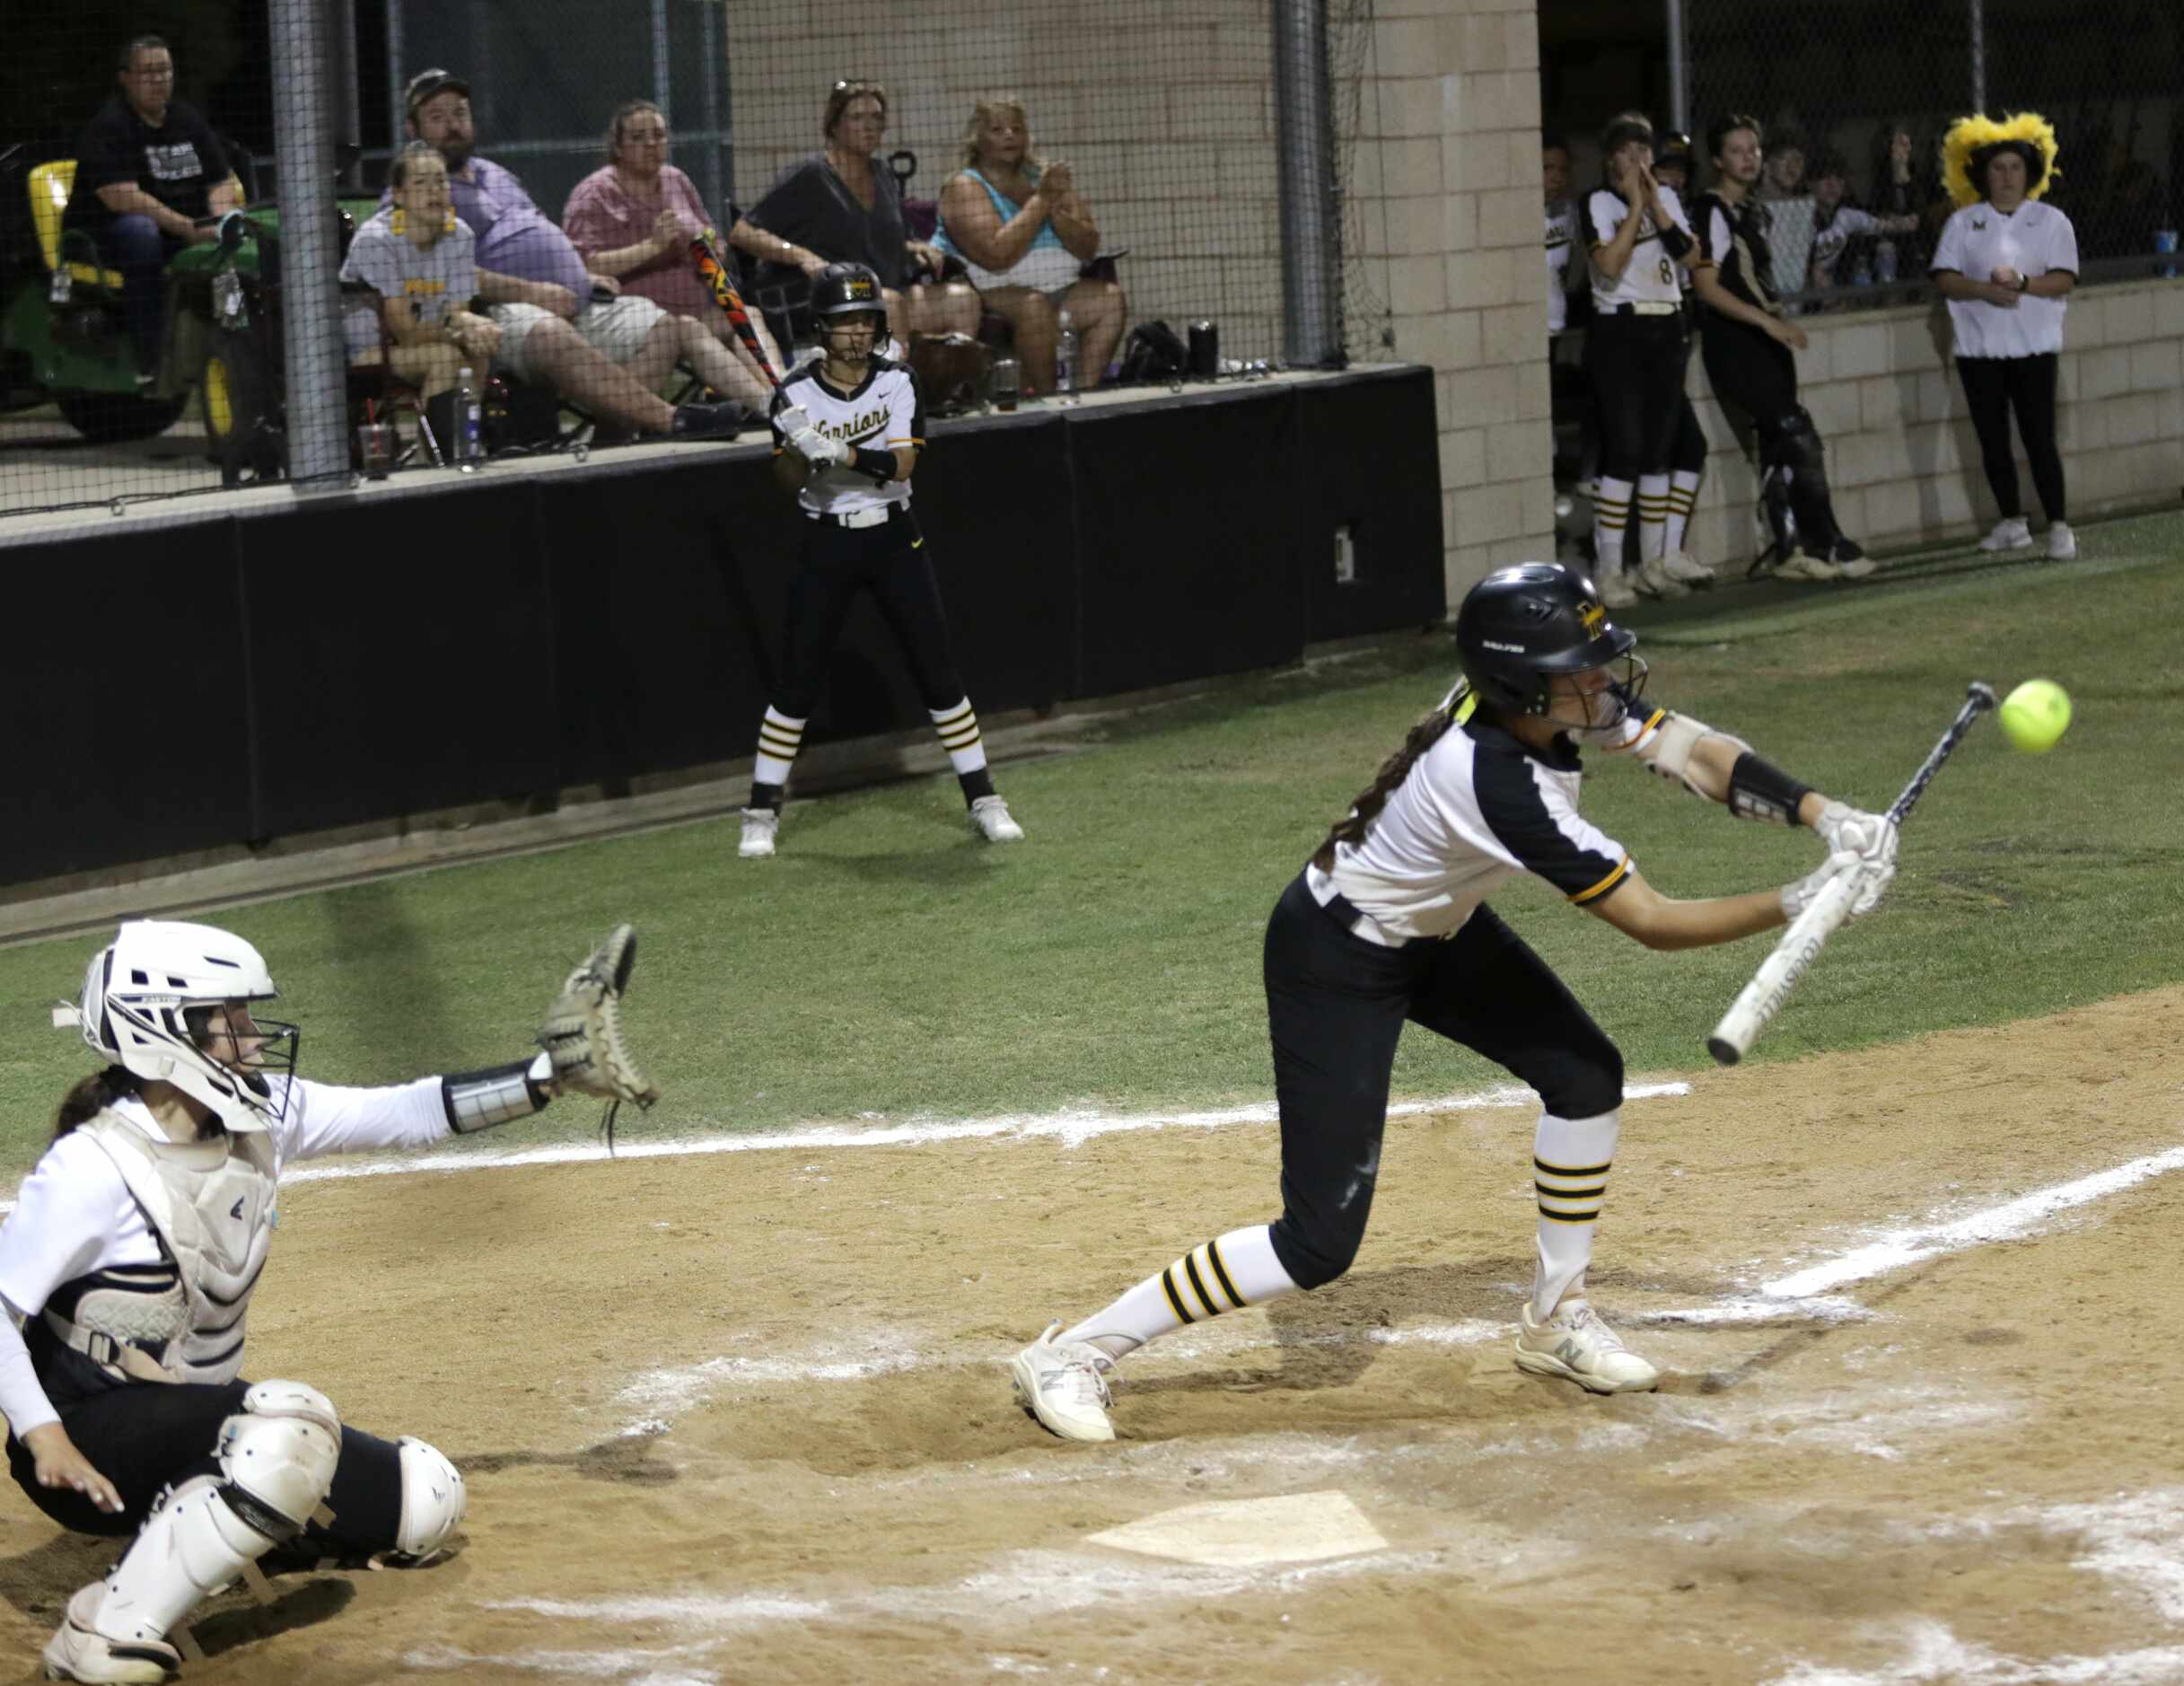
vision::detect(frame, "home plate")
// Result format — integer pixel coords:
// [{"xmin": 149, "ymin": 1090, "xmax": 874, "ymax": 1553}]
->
[{"xmin": 1085, "ymin": 1491, "xmax": 1389, "ymax": 1568}]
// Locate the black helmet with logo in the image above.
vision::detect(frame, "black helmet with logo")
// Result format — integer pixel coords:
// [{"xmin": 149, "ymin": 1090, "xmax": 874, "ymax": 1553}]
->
[
  {"xmin": 811, "ymin": 261, "xmax": 885, "ymax": 320},
  {"xmin": 1454, "ymin": 563, "xmax": 1644, "ymax": 720}
]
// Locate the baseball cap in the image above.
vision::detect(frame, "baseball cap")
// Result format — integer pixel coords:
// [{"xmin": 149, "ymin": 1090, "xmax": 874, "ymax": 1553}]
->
[{"xmin": 404, "ymin": 68, "xmax": 470, "ymax": 120}]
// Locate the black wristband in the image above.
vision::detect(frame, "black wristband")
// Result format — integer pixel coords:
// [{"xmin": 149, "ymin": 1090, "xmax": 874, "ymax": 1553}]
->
[
  {"xmin": 1659, "ymin": 224, "xmax": 1693, "ymax": 261},
  {"xmin": 851, "ymin": 445, "xmax": 897, "ymax": 485},
  {"xmin": 1726, "ymin": 751, "xmax": 1813, "ymax": 826}
]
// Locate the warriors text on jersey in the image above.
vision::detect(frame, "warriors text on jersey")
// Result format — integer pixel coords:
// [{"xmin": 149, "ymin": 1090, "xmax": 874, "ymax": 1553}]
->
[
  {"xmin": 1582, "ymin": 185, "xmax": 1697, "ymax": 312},
  {"xmin": 770, "ymin": 356, "xmax": 926, "ymax": 518}
]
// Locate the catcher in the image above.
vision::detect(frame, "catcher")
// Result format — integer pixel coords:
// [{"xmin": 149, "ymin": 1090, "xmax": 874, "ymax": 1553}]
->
[{"xmin": 2, "ymin": 918, "xmax": 654, "ymax": 1683}]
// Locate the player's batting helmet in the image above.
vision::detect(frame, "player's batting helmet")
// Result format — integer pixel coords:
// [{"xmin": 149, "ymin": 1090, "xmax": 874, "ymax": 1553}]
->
[
  {"xmin": 1454, "ymin": 563, "xmax": 1645, "ymax": 720},
  {"xmin": 811, "ymin": 262, "xmax": 885, "ymax": 320}
]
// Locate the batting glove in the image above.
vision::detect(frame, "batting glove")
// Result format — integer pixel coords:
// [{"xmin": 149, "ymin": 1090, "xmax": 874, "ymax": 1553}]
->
[
  {"xmin": 1813, "ymin": 800, "xmax": 1898, "ymax": 871},
  {"xmin": 1781, "ymin": 850, "xmax": 1858, "ymax": 920}
]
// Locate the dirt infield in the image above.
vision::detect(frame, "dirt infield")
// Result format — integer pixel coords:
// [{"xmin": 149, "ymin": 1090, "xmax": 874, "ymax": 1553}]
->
[{"xmin": 4, "ymin": 988, "xmax": 2182, "ymax": 1684}]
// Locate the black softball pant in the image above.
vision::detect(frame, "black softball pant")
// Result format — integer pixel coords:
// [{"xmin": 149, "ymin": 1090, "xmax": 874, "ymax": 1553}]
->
[
  {"xmin": 1261, "ymin": 876, "xmax": 1623, "ymax": 1290},
  {"xmin": 1956, "ymin": 353, "xmax": 2065, "ymax": 522},
  {"xmin": 774, "ymin": 506, "xmax": 966, "ymax": 719},
  {"xmin": 6, "ymin": 1366, "xmax": 402, "ymax": 1552},
  {"xmin": 1583, "ymin": 312, "xmax": 1688, "ymax": 480},
  {"xmin": 1700, "ymin": 316, "xmax": 1801, "ymax": 433}
]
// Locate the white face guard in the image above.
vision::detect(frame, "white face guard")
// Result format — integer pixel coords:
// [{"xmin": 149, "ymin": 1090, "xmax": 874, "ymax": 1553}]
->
[{"xmin": 54, "ymin": 920, "xmax": 299, "ymax": 1133}]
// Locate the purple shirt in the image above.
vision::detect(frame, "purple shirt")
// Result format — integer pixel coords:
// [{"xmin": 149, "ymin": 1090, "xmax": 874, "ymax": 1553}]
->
[{"xmin": 382, "ymin": 155, "xmax": 592, "ymax": 299}]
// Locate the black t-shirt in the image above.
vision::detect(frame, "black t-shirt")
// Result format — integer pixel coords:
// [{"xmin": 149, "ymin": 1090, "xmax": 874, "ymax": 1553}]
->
[
  {"xmin": 1691, "ymin": 189, "xmax": 1776, "ymax": 314},
  {"xmin": 63, "ymin": 96, "xmax": 231, "ymax": 231},
  {"xmin": 745, "ymin": 154, "xmax": 910, "ymax": 290}
]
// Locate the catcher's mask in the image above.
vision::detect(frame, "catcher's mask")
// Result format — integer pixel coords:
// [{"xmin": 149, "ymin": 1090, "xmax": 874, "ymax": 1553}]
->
[{"xmin": 1454, "ymin": 563, "xmax": 1646, "ymax": 734}]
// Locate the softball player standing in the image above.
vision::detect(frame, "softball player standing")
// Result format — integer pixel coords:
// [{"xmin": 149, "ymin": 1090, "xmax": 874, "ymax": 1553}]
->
[
  {"xmin": 738, "ymin": 261, "xmax": 1022, "ymax": 857},
  {"xmin": 1011, "ymin": 563, "xmax": 1897, "ymax": 1441}
]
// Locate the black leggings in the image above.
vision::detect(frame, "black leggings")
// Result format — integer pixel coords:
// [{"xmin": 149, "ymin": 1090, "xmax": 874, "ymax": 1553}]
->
[
  {"xmin": 1584, "ymin": 312, "xmax": 1687, "ymax": 480},
  {"xmin": 1699, "ymin": 317, "xmax": 1800, "ymax": 429},
  {"xmin": 1261, "ymin": 877, "xmax": 1622, "ymax": 1290},
  {"xmin": 774, "ymin": 506, "xmax": 966, "ymax": 719},
  {"xmin": 1956, "ymin": 354, "xmax": 2065, "ymax": 522}
]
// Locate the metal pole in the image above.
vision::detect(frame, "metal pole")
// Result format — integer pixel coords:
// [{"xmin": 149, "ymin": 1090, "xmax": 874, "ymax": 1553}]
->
[
  {"xmin": 1665, "ymin": 0, "xmax": 1688, "ymax": 131},
  {"xmin": 702, "ymin": 0, "xmax": 726, "ymax": 223},
  {"xmin": 385, "ymin": 0, "xmax": 405, "ymax": 145},
  {"xmin": 330, "ymin": 0, "xmax": 362, "ymax": 189},
  {"xmin": 1969, "ymin": 0, "xmax": 1986, "ymax": 111},
  {"xmin": 1274, "ymin": 0, "xmax": 1341, "ymax": 368},
  {"xmin": 652, "ymin": 0, "xmax": 672, "ymax": 110},
  {"xmin": 269, "ymin": 0, "xmax": 347, "ymax": 491}
]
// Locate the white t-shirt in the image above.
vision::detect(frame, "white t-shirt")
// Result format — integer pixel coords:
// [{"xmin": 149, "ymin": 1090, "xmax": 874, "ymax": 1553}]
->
[
  {"xmin": 1931, "ymin": 199, "xmax": 2078, "ymax": 358},
  {"xmin": 1546, "ymin": 201, "xmax": 1575, "ymax": 332},
  {"xmin": 1581, "ymin": 185, "xmax": 1695, "ymax": 313},
  {"xmin": 1763, "ymin": 196, "xmax": 1817, "ymax": 305},
  {"xmin": 771, "ymin": 356, "xmax": 924, "ymax": 517}
]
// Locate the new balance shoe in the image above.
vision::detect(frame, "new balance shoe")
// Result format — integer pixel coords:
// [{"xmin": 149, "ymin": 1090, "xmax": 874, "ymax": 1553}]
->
[
  {"xmin": 2046, "ymin": 521, "xmax": 2077, "ymax": 560},
  {"xmin": 1513, "ymin": 1299, "xmax": 1660, "ymax": 1394},
  {"xmin": 1596, "ymin": 568, "xmax": 1639, "ymax": 609},
  {"xmin": 1774, "ymin": 551, "xmax": 1843, "ymax": 582},
  {"xmin": 970, "ymin": 795, "xmax": 1024, "ymax": 842},
  {"xmin": 43, "ymin": 1584, "xmax": 180, "ymax": 1685},
  {"xmin": 1011, "ymin": 1322, "xmax": 1115, "ymax": 1441},
  {"xmin": 1825, "ymin": 540, "xmax": 1879, "ymax": 579},
  {"xmin": 1661, "ymin": 549, "xmax": 1715, "ymax": 587},
  {"xmin": 1978, "ymin": 516, "xmax": 2034, "ymax": 553},
  {"xmin": 1631, "ymin": 557, "xmax": 1691, "ymax": 600},
  {"xmin": 737, "ymin": 808, "xmax": 779, "ymax": 858}
]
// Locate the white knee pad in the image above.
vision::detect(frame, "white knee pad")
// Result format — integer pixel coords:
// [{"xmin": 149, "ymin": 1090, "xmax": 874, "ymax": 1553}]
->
[
  {"xmin": 219, "ymin": 1379, "xmax": 342, "ymax": 1541},
  {"xmin": 392, "ymin": 1436, "xmax": 467, "ymax": 1559}
]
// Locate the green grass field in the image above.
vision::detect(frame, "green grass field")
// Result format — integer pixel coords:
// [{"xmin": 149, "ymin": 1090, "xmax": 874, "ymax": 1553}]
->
[{"xmin": 4, "ymin": 512, "xmax": 2180, "ymax": 1178}]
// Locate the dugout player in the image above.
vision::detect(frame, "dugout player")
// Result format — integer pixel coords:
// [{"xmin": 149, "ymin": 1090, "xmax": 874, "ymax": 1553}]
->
[
  {"xmin": 738, "ymin": 262, "xmax": 1023, "ymax": 857},
  {"xmin": 1646, "ymin": 134, "xmax": 1715, "ymax": 586},
  {"xmin": 1010, "ymin": 563, "xmax": 1898, "ymax": 1440},
  {"xmin": 1689, "ymin": 116, "xmax": 1876, "ymax": 580},
  {"xmin": 5, "ymin": 920, "xmax": 579, "ymax": 1682}
]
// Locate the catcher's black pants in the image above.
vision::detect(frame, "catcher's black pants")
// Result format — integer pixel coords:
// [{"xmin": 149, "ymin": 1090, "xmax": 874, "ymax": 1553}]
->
[
  {"xmin": 1699, "ymin": 314, "xmax": 1801, "ymax": 427},
  {"xmin": 6, "ymin": 1341, "xmax": 402, "ymax": 1551},
  {"xmin": 1957, "ymin": 353, "xmax": 2065, "ymax": 522},
  {"xmin": 773, "ymin": 504, "xmax": 966, "ymax": 720},
  {"xmin": 1261, "ymin": 876, "xmax": 1622, "ymax": 1291},
  {"xmin": 1583, "ymin": 310, "xmax": 1687, "ymax": 480}
]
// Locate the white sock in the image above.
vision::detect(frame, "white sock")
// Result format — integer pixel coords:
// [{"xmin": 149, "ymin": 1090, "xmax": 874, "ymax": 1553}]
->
[
  {"xmin": 753, "ymin": 707, "xmax": 804, "ymax": 788},
  {"xmin": 1531, "ymin": 1108, "xmax": 1620, "ymax": 1320},
  {"xmin": 1636, "ymin": 473, "xmax": 1671, "ymax": 561},
  {"xmin": 1593, "ymin": 477, "xmax": 1633, "ymax": 574},
  {"xmin": 930, "ymin": 698, "xmax": 987, "ymax": 777},
  {"xmin": 1058, "ymin": 1226, "xmax": 1300, "ymax": 1361},
  {"xmin": 1666, "ymin": 469, "xmax": 1702, "ymax": 556}
]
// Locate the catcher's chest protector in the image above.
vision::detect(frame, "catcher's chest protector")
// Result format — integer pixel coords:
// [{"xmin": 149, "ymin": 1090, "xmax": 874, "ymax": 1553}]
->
[{"xmin": 48, "ymin": 1114, "xmax": 278, "ymax": 1386}]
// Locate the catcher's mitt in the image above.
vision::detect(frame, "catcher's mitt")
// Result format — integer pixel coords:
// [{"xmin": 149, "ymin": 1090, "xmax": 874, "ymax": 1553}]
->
[{"xmin": 537, "ymin": 924, "xmax": 661, "ymax": 1153}]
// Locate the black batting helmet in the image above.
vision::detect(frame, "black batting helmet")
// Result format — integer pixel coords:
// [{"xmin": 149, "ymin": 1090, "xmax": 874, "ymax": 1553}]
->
[
  {"xmin": 811, "ymin": 262, "xmax": 885, "ymax": 319},
  {"xmin": 1454, "ymin": 563, "xmax": 1645, "ymax": 721}
]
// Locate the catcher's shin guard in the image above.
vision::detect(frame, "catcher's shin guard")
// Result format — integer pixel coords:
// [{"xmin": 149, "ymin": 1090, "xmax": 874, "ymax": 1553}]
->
[{"xmin": 1776, "ymin": 410, "xmax": 1846, "ymax": 554}]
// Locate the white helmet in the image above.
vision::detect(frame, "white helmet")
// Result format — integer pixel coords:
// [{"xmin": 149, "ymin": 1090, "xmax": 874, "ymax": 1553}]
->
[{"xmin": 55, "ymin": 920, "xmax": 299, "ymax": 1132}]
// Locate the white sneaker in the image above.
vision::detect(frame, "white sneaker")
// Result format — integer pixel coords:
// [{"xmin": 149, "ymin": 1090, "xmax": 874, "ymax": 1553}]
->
[
  {"xmin": 1630, "ymin": 557, "xmax": 1690, "ymax": 600},
  {"xmin": 43, "ymin": 1585, "xmax": 179, "ymax": 1685},
  {"xmin": 1661, "ymin": 549, "xmax": 1715, "ymax": 587},
  {"xmin": 1010, "ymin": 1322, "xmax": 1115, "ymax": 1441},
  {"xmin": 1774, "ymin": 551, "xmax": 1843, "ymax": 583},
  {"xmin": 737, "ymin": 808, "xmax": 778, "ymax": 858},
  {"xmin": 970, "ymin": 795, "xmax": 1024, "ymax": 843},
  {"xmin": 1978, "ymin": 516, "xmax": 2034, "ymax": 553},
  {"xmin": 2046, "ymin": 521, "xmax": 2077, "ymax": 560},
  {"xmin": 1513, "ymin": 1299, "xmax": 1660, "ymax": 1394},
  {"xmin": 1595, "ymin": 568, "xmax": 1637, "ymax": 608}
]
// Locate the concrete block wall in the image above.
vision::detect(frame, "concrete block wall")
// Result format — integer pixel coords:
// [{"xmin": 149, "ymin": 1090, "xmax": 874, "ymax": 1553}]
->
[{"xmin": 1682, "ymin": 278, "xmax": 2184, "ymax": 567}]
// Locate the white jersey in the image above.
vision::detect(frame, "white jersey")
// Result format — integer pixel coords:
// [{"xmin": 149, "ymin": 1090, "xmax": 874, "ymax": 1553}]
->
[
  {"xmin": 1546, "ymin": 199, "xmax": 1576, "ymax": 332},
  {"xmin": 1932, "ymin": 199, "xmax": 2078, "ymax": 357},
  {"xmin": 771, "ymin": 356, "xmax": 925, "ymax": 518},
  {"xmin": 1308, "ymin": 691, "xmax": 1662, "ymax": 944},
  {"xmin": 1581, "ymin": 185, "xmax": 1695, "ymax": 313},
  {"xmin": 0, "ymin": 1076, "xmax": 447, "ymax": 1438}
]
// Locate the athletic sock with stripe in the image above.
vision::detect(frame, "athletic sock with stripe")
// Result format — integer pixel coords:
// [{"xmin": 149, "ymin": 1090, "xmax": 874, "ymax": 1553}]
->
[
  {"xmin": 1636, "ymin": 473, "xmax": 1671, "ymax": 561},
  {"xmin": 1665, "ymin": 469, "xmax": 1703, "ymax": 556},
  {"xmin": 750, "ymin": 706, "xmax": 805, "ymax": 804},
  {"xmin": 1593, "ymin": 478, "xmax": 1634, "ymax": 574},
  {"xmin": 1531, "ymin": 1108, "xmax": 1619, "ymax": 1319},
  {"xmin": 931, "ymin": 697, "xmax": 996, "ymax": 804},
  {"xmin": 1058, "ymin": 1225, "xmax": 1300, "ymax": 1362}
]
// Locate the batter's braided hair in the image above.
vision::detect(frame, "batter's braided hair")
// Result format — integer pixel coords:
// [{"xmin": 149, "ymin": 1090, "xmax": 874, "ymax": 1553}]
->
[{"xmin": 1311, "ymin": 701, "xmax": 1460, "ymax": 873}]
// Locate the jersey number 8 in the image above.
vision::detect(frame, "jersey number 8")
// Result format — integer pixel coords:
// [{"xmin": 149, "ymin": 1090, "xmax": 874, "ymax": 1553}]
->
[{"xmin": 1658, "ymin": 256, "xmax": 1676, "ymax": 287}]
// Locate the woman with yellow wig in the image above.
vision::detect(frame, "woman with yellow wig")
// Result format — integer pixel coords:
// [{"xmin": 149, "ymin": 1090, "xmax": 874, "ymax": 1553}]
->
[{"xmin": 1930, "ymin": 113, "xmax": 2078, "ymax": 560}]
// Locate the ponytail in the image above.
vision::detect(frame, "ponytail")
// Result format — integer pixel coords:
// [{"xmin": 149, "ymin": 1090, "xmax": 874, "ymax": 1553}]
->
[
  {"xmin": 55, "ymin": 1065, "xmax": 145, "ymax": 1138},
  {"xmin": 1311, "ymin": 703, "xmax": 1460, "ymax": 873}
]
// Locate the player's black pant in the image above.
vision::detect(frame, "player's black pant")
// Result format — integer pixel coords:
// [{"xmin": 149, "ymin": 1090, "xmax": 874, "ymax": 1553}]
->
[
  {"xmin": 1956, "ymin": 353, "xmax": 2065, "ymax": 522},
  {"xmin": 1261, "ymin": 875, "xmax": 1622, "ymax": 1290},
  {"xmin": 1702, "ymin": 315, "xmax": 1851, "ymax": 554},
  {"xmin": 1583, "ymin": 310, "xmax": 1686, "ymax": 480},
  {"xmin": 1699, "ymin": 314, "xmax": 1799, "ymax": 425},
  {"xmin": 773, "ymin": 505, "xmax": 966, "ymax": 719},
  {"xmin": 6, "ymin": 1349, "xmax": 402, "ymax": 1552}
]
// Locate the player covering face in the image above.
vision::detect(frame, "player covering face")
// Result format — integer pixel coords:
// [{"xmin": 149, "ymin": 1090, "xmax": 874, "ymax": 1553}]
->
[{"xmin": 1009, "ymin": 563, "xmax": 1900, "ymax": 1442}]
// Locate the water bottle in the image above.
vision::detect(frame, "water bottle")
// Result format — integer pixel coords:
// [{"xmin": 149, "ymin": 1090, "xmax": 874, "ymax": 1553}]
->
[
  {"xmin": 455, "ymin": 365, "xmax": 483, "ymax": 470},
  {"xmin": 1852, "ymin": 260, "xmax": 1873, "ymax": 289},
  {"xmin": 1055, "ymin": 310, "xmax": 1078, "ymax": 399},
  {"xmin": 1874, "ymin": 241, "xmax": 1898, "ymax": 285}
]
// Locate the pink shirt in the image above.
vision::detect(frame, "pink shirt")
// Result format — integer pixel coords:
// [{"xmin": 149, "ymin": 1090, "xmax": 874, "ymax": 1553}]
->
[{"xmin": 563, "ymin": 163, "xmax": 716, "ymax": 316}]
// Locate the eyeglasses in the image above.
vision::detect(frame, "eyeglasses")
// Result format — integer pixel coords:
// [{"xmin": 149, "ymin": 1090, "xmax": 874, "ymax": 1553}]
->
[{"xmin": 833, "ymin": 79, "xmax": 879, "ymax": 92}]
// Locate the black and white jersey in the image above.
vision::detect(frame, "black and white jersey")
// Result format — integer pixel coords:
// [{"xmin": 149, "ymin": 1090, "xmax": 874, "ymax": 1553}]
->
[
  {"xmin": 1932, "ymin": 199, "xmax": 2078, "ymax": 357},
  {"xmin": 771, "ymin": 356, "xmax": 925, "ymax": 518},
  {"xmin": 1692, "ymin": 191, "xmax": 1778, "ymax": 315},
  {"xmin": 1581, "ymin": 185, "xmax": 1697, "ymax": 313},
  {"xmin": 1546, "ymin": 199, "xmax": 1576, "ymax": 332},
  {"xmin": 1307, "ymin": 691, "xmax": 1665, "ymax": 944}
]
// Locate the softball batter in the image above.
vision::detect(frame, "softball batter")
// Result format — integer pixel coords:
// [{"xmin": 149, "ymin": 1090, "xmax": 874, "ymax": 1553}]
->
[
  {"xmin": 1012, "ymin": 562, "xmax": 1896, "ymax": 1440},
  {"xmin": 738, "ymin": 261, "xmax": 1022, "ymax": 857}
]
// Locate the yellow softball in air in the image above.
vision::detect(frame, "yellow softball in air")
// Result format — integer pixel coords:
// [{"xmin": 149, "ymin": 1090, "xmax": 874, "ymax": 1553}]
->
[{"xmin": 1999, "ymin": 679, "xmax": 2072, "ymax": 753}]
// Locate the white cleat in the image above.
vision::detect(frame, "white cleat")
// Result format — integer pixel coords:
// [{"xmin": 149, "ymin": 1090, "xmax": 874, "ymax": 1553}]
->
[
  {"xmin": 2045, "ymin": 521, "xmax": 2077, "ymax": 560},
  {"xmin": 1660, "ymin": 549, "xmax": 1715, "ymax": 587},
  {"xmin": 970, "ymin": 795, "xmax": 1024, "ymax": 843},
  {"xmin": 737, "ymin": 807, "xmax": 779, "ymax": 858},
  {"xmin": 1513, "ymin": 1299, "xmax": 1660, "ymax": 1394},
  {"xmin": 43, "ymin": 1585, "xmax": 179, "ymax": 1684},
  {"xmin": 1774, "ymin": 551, "xmax": 1843, "ymax": 582},
  {"xmin": 1978, "ymin": 516, "xmax": 2034, "ymax": 553},
  {"xmin": 1630, "ymin": 557, "xmax": 1690, "ymax": 600},
  {"xmin": 1595, "ymin": 568, "xmax": 1638, "ymax": 608},
  {"xmin": 1010, "ymin": 1322, "xmax": 1116, "ymax": 1442}
]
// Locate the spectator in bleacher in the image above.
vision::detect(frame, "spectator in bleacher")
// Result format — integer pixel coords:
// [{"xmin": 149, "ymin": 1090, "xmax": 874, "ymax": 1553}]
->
[
  {"xmin": 727, "ymin": 80, "xmax": 980, "ymax": 350},
  {"xmin": 61, "ymin": 33, "xmax": 244, "ymax": 380},
  {"xmin": 933, "ymin": 97, "xmax": 1126, "ymax": 393},
  {"xmin": 563, "ymin": 100, "xmax": 783, "ymax": 411},
  {"xmin": 1932, "ymin": 112, "xmax": 2078, "ymax": 560},
  {"xmin": 400, "ymin": 69, "xmax": 745, "ymax": 440},
  {"xmin": 1806, "ymin": 153, "xmax": 1918, "ymax": 291},
  {"xmin": 340, "ymin": 143, "xmax": 496, "ymax": 404},
  {"xmin": 1867, "ymin": 121, "xmax": 1943, "ymax": 287},
  {"xmin": 1758, "ymin": 131, "xmax": 1817, "ymax": 307}
]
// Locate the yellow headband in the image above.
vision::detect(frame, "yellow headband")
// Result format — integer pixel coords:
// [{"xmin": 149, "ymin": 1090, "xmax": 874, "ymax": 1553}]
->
[{"xmin": 1941, "ymin": 111, "xmax": 2059, "ymax": 206}]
